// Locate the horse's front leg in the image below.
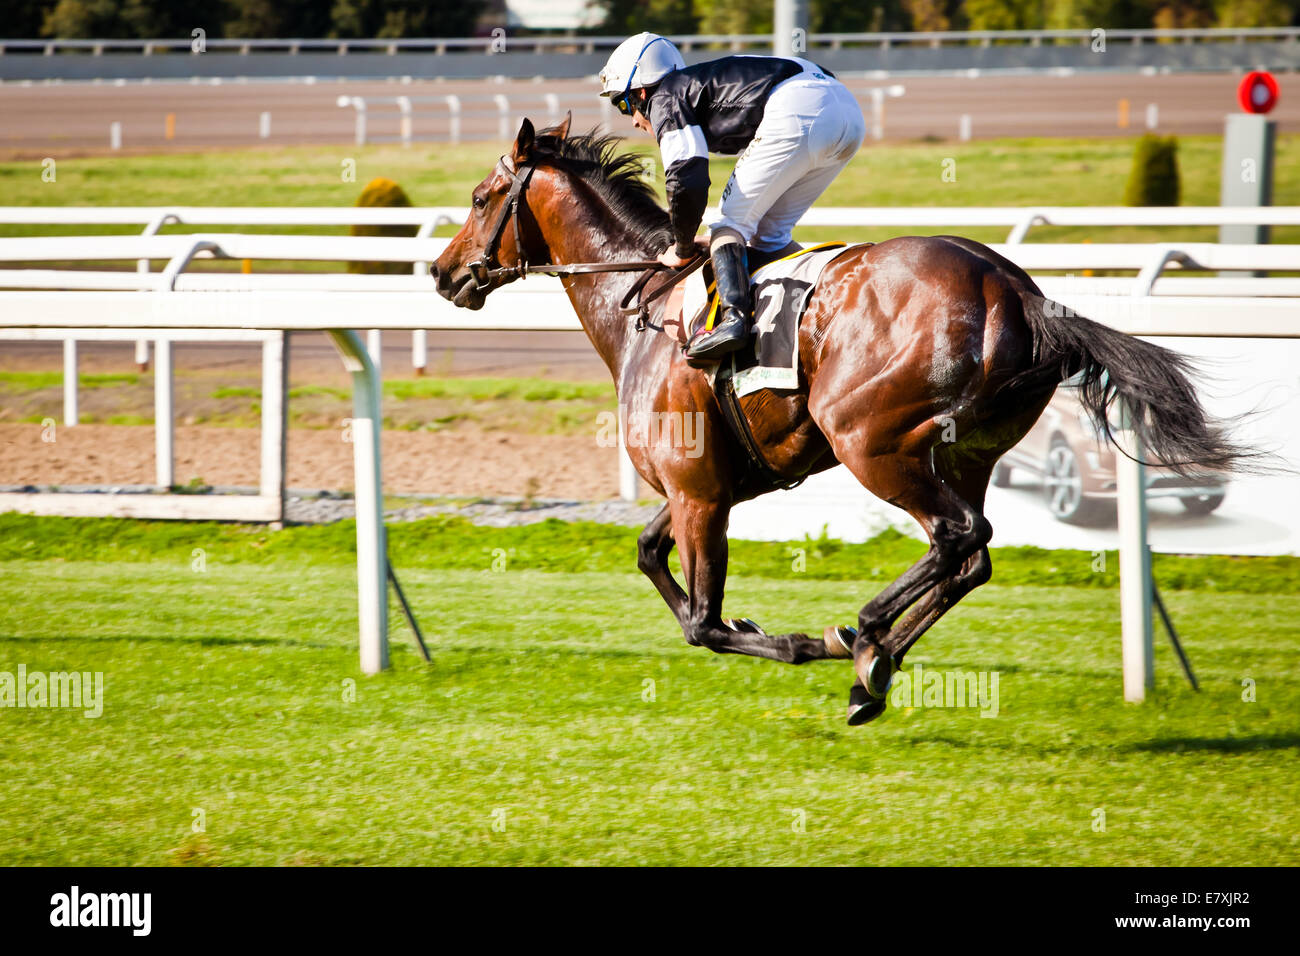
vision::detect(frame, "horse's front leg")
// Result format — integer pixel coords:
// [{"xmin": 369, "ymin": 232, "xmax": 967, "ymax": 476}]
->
[
  {"xmin": 636, "ymin": 503, "xmax": 688, "ymax": 627},
  {"xmin": 668, "ymin": 494, "xmax": 832, "ymax": 665}
]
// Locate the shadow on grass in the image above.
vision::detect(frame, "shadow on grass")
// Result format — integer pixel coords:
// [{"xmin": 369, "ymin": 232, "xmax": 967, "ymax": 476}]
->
[
  {"xmin": 1120, "ymin": 734, "xmax": 1300, "ymax": 754},
  {"xmin": 0, "ymin": 632, "xmax": 339, "ymax": 649},
  {"xmin": 887, "ymin": 729, "xmax": 1300, "ymax": 758}
]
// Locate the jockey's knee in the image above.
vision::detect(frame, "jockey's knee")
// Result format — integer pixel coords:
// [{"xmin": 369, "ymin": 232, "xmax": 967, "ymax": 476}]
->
[{"xmin": 709, "ymin": 227, "xmax": 745, "ymax": 253}]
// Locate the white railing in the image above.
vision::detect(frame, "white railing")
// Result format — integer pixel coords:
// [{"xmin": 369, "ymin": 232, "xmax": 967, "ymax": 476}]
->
[
  {"xmin": 6, "ymin": 204, "xmax": 1300, "ymax": 237},
  {"xmin": 7, "ymin": 232, "xmax": 1300, "ymax": 288},
  {"xmin": 2, "ymin": 27, "xmax": 1297, "ymax": 56},
  {"xmin": 332, "ymin": 86, "xmax": 904, "ymax": 146},
  {"xmin": 0, "ymin": 206, "xmax": 467, "ymax": 228},
  {"xmin": 336, "ymin": 92, "xmax": 591, "ymax": 146},
  {"xmin": 1, "ymin": 328, "xmax": 286, "ymax": 522},
  {"xmin": 0, "ymin": 228, "xmax": 1298, "ymax": 691}
]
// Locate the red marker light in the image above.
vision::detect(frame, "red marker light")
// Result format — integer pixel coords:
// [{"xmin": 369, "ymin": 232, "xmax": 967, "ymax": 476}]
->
[{"xmin": 1238, "ymin": 71, "xmax": 1279, "ymax": 115}]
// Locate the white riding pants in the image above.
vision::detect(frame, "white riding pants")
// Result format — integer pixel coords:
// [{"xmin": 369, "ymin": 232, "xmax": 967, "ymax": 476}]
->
[{"xmin": 710, "ymin": 70, "xmax": 866, "ymax": 252}]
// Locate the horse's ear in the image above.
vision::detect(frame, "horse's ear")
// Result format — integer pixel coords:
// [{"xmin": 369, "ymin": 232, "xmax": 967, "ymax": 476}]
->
[
  {"xmin": 511, "ymin": 118, "xmax": 535, "ymax": 165},
  {"xmin": 553, "ymin": 110, "xmax": 572, "ymax": 140}
]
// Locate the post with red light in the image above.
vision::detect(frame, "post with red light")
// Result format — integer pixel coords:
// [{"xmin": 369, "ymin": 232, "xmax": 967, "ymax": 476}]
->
[{"xmin": 1219, "ymin": 71, "xmax": 1279, "ymax": 277}]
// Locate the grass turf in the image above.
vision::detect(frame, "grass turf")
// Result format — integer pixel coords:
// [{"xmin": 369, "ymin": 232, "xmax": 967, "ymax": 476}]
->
[{"xmin": 0, "ymin": 515, "xmax": 1297, "ymax": 866}]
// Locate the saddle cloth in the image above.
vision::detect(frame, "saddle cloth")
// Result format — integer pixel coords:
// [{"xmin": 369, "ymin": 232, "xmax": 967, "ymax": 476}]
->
[{"xmin": 662, "ymin": 243, "xmax": 852, "ymax": 396}]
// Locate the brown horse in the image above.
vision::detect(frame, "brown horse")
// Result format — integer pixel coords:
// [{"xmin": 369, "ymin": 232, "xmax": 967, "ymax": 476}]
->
[{"xmin": 432, "ymin": 116, "xmax": 1246, "ymax": 725}]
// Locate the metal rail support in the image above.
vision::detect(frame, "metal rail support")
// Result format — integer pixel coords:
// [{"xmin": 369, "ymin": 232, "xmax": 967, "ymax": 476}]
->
[{"xmin": 328, "ymin": 330, "xmax": 389, "ymax": 675}]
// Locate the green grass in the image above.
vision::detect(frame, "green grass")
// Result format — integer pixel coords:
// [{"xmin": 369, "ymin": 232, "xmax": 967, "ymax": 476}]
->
[
  {"xmin": 209, "ymin": 386, "xmax": 260, "ymax": 400},
  {"xmin": 0, "ymin": 371, "xmax": 139, "ymax": 390},
  {"xmin": 3, "ymin": 513, "xmax": 1298, "ymax": 593},
  {"xmin": 0, "ymin": 514, "xmax": 1297, "ymax": 866},
  {"xmin": 382, "ymin": 376, "xmax": 613, "ymax": 403},
  {"xmin": 4, "ymin": 135, "xmax": 1299, "ymax": 257}
]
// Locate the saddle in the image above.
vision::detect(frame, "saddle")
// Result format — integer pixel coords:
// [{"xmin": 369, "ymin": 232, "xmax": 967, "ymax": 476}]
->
[
  {"xmin": 625, "ymin": 240, "xmax": 862, "ymax": 492},
  {"xmin": 620, "ymin": 241, "xmax": 808, "ymax": 344}
]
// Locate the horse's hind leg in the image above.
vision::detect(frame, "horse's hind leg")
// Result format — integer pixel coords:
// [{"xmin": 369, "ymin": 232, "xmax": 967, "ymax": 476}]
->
[
  {"xmin": 881, "ymin": 465, "xmax": 997, "ymax": 664},
  {"xmin": 831, "ymin": 449, "xmax": 993, "ymax": 723},
  {"xmin": 885, "ymin": 546, "xmax": 992, "ymax": 661}
]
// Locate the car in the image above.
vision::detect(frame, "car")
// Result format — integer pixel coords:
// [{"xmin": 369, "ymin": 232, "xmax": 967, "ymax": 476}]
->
[{"xmin": 992, "ymin": 376, "xmax": 1229, "ymax": 525}]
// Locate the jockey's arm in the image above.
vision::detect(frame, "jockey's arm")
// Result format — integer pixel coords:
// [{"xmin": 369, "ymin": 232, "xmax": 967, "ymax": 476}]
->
[{"xmin": 651, "ymin": 98, "xmax": 711, "ymax": 261}]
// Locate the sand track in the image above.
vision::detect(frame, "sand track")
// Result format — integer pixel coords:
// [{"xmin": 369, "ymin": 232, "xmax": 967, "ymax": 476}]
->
[{"xmin": 0, "ymin": 423, "xmax": 621, "ymax": 501}]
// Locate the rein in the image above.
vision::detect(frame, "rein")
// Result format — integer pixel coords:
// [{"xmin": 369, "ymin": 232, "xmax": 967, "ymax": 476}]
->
[{"xmin": 465, "ymin": 155, "xmax": 698, "ymax": 289}]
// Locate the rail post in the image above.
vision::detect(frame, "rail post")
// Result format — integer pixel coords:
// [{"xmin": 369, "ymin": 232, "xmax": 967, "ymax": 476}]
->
[
  {"xmin": 445, "ymin": 95, "xmax": 462, "ymax": 145},
  {"xmin": 154, "ymin": 336, "xmax": 174, "ymax": 487},
  {"xmin": 260, "ymin": 332, "xmax": 288, "ymax": 522},
  {"xmin": 1116, "ymin": 400, "xmax": 1154, "ymax": 702},
  {"xmin": 412, "ymin": 220, "xmax": 437, "ymax": 376},
  {"xmin": 397, "ymin": 95, "xmax": 412, "ymax": 146},
  {"xmin": 494, "ymin": 94, "xmax": 510, "ymax": 141},
  {"xmin": 336, "ymin": 95, "xmax": 367, "ymax": 146},
  {"xmin": 62, "ymin": 338, "xmax": 78, "ymax": 426},
  {"xmin": 327, "ymin": 330, "xmax": 389, "ymax": 675}
]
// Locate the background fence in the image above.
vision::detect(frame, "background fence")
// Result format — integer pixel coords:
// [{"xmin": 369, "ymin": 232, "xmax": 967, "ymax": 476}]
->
[{"xmin": 3, "ymin": 28, "xmax": 1300, "ymax": 81}]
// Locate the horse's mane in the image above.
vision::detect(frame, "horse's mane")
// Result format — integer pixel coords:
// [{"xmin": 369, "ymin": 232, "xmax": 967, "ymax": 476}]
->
[{"xmin": 531, "ymin": 127, "xmax": 674, "ymax": 254}]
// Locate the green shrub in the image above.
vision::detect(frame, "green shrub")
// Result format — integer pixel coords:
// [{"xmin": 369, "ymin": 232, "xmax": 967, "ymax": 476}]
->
[
  {"xmin": 348, "ymin": 176, "xmax": 417, "ymax": 274},
  {"xmin": 1124, "ymin": 134, "xmax": 1181, "ymax": 207}
]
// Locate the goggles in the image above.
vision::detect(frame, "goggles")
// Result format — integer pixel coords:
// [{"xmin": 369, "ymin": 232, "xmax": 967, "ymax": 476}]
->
[{"xmin": 611, "ymin": 91, "xmax": 636, "ymax": 117}]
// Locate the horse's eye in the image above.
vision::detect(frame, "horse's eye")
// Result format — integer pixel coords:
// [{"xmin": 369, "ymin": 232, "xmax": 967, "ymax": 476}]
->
[{"xmin": 472, "ymin": 195, "xmax": 487, "ymax": 210}]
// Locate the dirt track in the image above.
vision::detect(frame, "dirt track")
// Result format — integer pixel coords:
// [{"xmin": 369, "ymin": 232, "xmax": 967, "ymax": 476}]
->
[
  {"xmin": 4, "ymin": 72, "xmax": 1296, "ymax": 156},
  {"xmin": 0, "ymin": 422, "xmax": 621, "ymax": 500}
]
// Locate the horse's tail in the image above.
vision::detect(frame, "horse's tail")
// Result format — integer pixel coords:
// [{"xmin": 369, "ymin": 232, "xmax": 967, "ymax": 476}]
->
[{"xmin": 1012, "ymin": 293, "xmax": 1253, "ymax": 476}]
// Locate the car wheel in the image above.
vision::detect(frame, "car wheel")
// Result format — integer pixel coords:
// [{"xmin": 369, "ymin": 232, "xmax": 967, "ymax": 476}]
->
[
  {"xmin": 1180, "ymin": 492, "xmax": 1225, "ymax": 516},
  {"xmin": 991, "ymin": 461, "xmax": 1013, "ymax": 488},
  {"xmin": 1043, "ymin": 438, "xmax": 1103, "ymax": 525}
]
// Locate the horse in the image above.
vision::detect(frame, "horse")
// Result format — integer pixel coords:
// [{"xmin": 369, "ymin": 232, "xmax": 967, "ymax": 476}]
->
[{"xmin": 432, "ymin": 115, "xmax": 1248, "ymax": 725}]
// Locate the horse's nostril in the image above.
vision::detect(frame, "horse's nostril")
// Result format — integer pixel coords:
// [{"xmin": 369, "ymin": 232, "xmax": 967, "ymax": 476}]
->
[{"xmin": 431, "ymin": 262, "xmax": 452, "ymax": 296}]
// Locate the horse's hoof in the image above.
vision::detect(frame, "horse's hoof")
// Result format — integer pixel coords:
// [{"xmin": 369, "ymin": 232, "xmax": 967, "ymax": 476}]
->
[
  {"xmin": 846, "ymin": 684, "xmax": 888, "ymax": 726},
  {"xmin": 854, "ymin": 647, "xmax": 897, "ymax": 700},
  {"xmin": 823, "ymin": 625, "xmax": 856, "ymax": 659},
  {"xmin": 725, "ymin": 618, "xmax": 766, "ymax": 636}
]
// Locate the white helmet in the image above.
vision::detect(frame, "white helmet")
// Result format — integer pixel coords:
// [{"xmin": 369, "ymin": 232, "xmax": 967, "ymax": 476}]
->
[{"xmin": 599, "ymin": 33, "xmax": 685, "ymax": 102}]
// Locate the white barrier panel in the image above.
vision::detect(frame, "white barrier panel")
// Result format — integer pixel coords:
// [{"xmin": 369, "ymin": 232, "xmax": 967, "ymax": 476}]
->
[
  {"xmin": 729, "ymin": 338, "xmax": 1300, "ymax": 554},
  {"xmin": 0, "ymin": 329, "xmax": 288, "ymax": 523},
  {"xmin": 2, "ymin": 288, "xmax": 1297, "ymax": 334},
  {"xmin": 4, "ymin": 205, "xmax": 1300, "ymax": 242}
]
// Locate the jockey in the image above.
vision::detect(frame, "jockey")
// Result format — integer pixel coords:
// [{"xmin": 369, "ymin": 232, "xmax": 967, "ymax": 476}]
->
[{"xmin": 599, "ymin": 32, "xmax": 867, "ymax": 363}]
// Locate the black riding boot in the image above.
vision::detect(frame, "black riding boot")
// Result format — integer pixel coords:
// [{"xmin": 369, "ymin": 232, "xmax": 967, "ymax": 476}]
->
[{"xmin": 685, "ymin": 243, "xmax": 753, "ymax": 364}]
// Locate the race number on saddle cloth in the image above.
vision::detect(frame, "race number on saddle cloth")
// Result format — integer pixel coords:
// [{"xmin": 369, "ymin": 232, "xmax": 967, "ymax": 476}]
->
[{"xmin": 663, "ymin": 243, "xmax": 855, "ymax": 396}]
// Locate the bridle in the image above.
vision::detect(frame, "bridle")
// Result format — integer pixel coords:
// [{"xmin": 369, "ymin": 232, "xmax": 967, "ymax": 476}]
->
[
  {"xmin": 463, "ymin": 155, "xmax": 697, "ymax": 293},
  {"xmin": 464, "ymin": 156, "xmax": 539, "ymax": 289}
]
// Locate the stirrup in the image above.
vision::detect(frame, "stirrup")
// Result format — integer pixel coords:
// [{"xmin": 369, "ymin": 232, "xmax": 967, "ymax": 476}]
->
[{"xmin": 684, "ymin": 315, "xmax": 751, "ymax": 362}]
